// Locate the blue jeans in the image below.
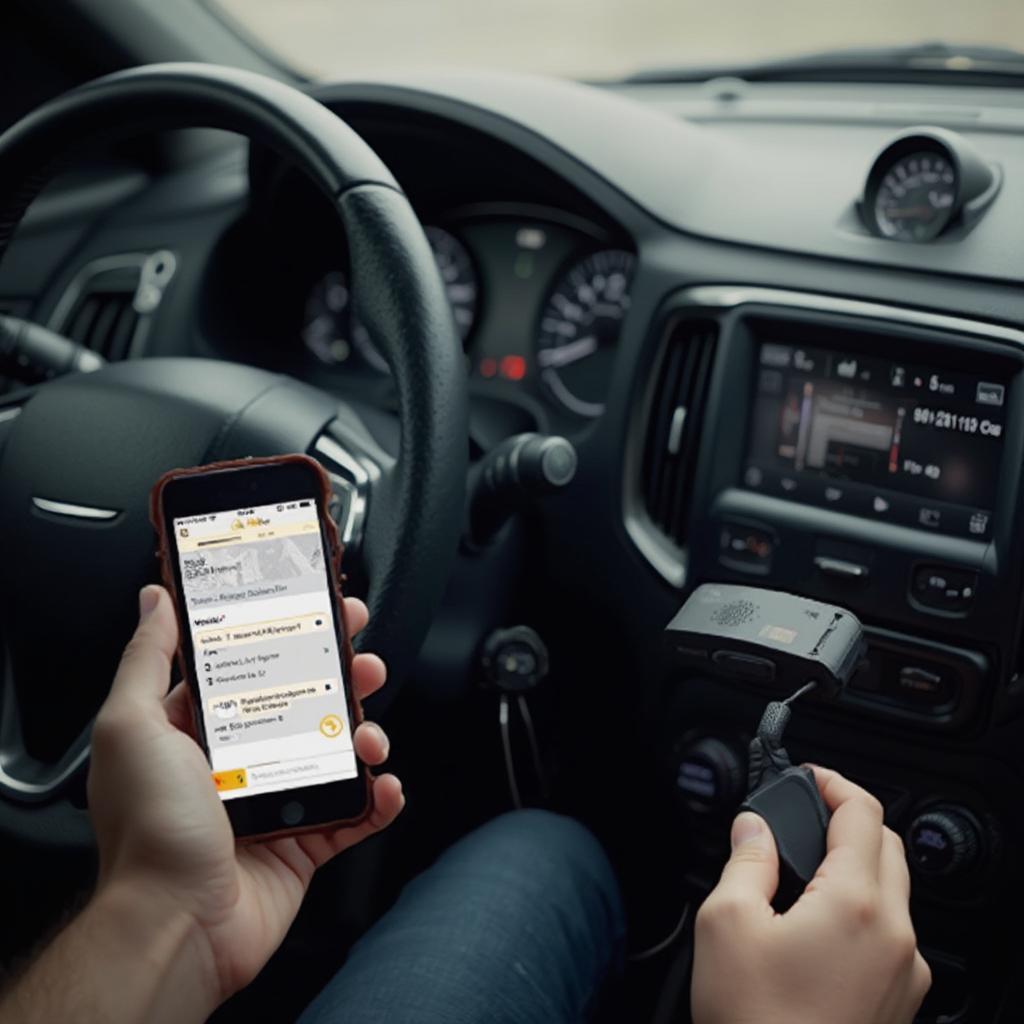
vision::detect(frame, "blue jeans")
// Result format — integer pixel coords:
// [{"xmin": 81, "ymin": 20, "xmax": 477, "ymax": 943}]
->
[{"xmin": 297, "ymin": 810, "xmax": 625, "ymax": 1024}]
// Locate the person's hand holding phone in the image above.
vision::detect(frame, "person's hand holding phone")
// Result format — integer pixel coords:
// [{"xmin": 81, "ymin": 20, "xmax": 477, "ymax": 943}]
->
[
  {"xmin": 692, "ymin": 767, "xmax": 931, "ymax": 1024},
  {"xmin": 87, "ymin": 585, "xmax": 404, "ymax": 1014}
]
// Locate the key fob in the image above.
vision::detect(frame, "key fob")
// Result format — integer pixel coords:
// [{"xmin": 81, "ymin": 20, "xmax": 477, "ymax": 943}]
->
[{"xmin": 740, "ymin": 764, "xmax": 829, "ymax": 912}]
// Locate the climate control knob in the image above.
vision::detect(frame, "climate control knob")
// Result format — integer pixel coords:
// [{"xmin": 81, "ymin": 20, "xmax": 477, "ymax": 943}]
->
[
  {"xmin": 675, "ymin": 738, "xmax": 746, "ymax": 815},
  {"xmin": 906, "ymin": 806, "xmax": 982, "ymax": 878}
]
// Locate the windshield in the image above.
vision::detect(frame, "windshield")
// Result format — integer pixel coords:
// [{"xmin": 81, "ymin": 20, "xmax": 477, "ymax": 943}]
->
[{"xmin": 212, "ymin": 0, "xmax": 1024, "ymax": 81}]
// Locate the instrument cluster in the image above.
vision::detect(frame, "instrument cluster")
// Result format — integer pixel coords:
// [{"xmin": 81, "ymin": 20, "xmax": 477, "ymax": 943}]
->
[{"xmin": 298, "ymin": 205, "xmax": 635, "ymax": 425}]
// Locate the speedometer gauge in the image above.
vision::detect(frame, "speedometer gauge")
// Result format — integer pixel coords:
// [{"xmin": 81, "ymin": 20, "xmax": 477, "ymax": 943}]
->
[
  {"xmin": 536, "ymin": 249, "xmax": 635, "ymax": 418},
  {"xmin": 302, "ymin": 225, "xmax": 477, "ymax": 371}
]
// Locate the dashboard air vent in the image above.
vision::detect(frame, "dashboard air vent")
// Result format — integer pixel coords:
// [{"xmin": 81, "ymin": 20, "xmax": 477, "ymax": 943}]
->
[
  {"xmin": 640, "ymin": 319, "xmax": 717, "ymax": 547},
  {"xmin": 48, "ymin": 250, "xmax": 177, "ymax": 362},
  {"xmin": 64, "ymin": 290, "xmax": 139, "ymax": 361}
]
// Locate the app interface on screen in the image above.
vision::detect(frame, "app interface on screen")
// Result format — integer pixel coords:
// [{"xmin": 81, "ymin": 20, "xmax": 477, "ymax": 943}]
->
[{"xmin": 173, "ymin": 499, "xmax": 355, "ymax": 801}]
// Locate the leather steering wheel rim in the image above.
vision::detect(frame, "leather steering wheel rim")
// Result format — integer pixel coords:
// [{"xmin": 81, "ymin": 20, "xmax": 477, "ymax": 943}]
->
[{"xmin": 0, "ymin": 64, "xmax": 466, "ymax": 846}]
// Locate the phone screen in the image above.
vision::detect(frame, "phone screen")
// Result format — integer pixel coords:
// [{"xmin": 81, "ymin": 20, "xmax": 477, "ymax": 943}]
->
[{"xmin": 172, "ymin": 498, "xmax": 356, "ymax": 801}]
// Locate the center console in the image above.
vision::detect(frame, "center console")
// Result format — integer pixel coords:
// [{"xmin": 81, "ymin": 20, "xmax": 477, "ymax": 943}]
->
[
  {"xmin": 690, "ymin": 298, "xmax": 1024, "ymax": 730},
  {"xmin": 626, "ymin": 287, "xmax": 1024, "ymax": 1023}
]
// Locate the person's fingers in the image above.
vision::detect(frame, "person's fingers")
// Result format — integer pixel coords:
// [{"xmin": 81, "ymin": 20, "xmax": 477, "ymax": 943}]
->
[
  {"xmin": 810, "ymin": 765, "xmax": 884, "ymax": 880},
  {"xmin": 263, "ymin": 776, "xmax": 405, "ymax": 876},
  {"xmin": 810, "ymin": 765, "xmax": 882, "ymax": 819},
  {"xmin": 352, "ymin": 721, "xmax": 390, "ymax": 766},
  {"xmin": 106, "ymin": 586, "xmax": 179, "ymax": 708},
  {"xmin": 705, "ymin": 812, "xmax": 780, "ymax": 913},
  {"xmin": 878, "ymin": 827, "xmax": 912, "ymax": 904},
  {"xmin": 343, "ymin": 597, "xmax": 369, "ymax": 638},
  {"xmin": 326, "ymin": 773, "xmax": 405, "ymax": 856},
  {"xmin": 351, "ymin": 652, "xmax": 387, "ymax": 700}
]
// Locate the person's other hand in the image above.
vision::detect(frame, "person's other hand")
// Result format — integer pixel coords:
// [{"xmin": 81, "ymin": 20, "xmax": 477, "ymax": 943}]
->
[
  {"xmin": 692, "ymin": 767, "xmax": 930, "ymax": 1024},
  {"xmin": 87, "ymin": 585, "xmax": 404, "ymax": 1005}
]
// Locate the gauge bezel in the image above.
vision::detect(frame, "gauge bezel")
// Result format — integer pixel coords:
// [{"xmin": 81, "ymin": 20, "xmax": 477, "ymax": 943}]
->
[{"xmin": 862, "ymin": 127, "xmax": 995, "ymax": 243}]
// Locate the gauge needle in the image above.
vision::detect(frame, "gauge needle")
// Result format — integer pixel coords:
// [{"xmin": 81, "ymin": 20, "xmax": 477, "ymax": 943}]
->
[
  {"xmin": 884, "ymin": 206, "xmax": 936, "ymax": 218},
  {"xmin": 538, "ymin": 334, "xmax": 598, "ymax": 368}
]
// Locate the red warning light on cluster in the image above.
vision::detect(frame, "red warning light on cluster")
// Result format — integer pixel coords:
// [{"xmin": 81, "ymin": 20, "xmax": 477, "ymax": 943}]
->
[
  {"xmin": 479, "ymin": 355, "xmax": 527, "ymax": 381},
  {"xmin": 500, "ymin": 355, "xmax": 527, "ymax": 381}
]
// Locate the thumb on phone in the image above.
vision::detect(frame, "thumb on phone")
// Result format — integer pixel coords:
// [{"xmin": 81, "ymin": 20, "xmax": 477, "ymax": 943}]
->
[{"xmin": 107, "ymin": 585, "xmax": 178, "ymax": 709}]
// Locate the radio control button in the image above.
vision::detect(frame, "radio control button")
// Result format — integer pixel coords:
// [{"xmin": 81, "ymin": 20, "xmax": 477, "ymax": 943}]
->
[
  {"xmin": 814, "ymin": 555, "xmax": 869, "ymax": 581},
  {"xmin": 718, "ymin": 521, "xmax": 776, "ymax": 573},
  {"xmin": 968, "ymin": 511, "xmax": 990, "ymax": 535},
  {"xmin": 907, "ymin": 806, "xmax": 982, "ymax": 878},
  {"xmin": 891, "ymin": 665, "xmax": 955, "ymax": 707},
  {"xmin": 675, "ymin": 738, "xmax": 746, "ymax": 815},
  {"xmin": 911, "ymin": 564, "xmax": 978, "ymax": 613}
]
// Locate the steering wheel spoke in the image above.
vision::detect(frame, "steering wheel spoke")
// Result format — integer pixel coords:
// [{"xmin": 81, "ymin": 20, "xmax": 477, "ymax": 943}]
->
[
  {"xmin": 0, "ymin": 648, "xmax": 92, "ymax": 804},
  {"xmin": 312, "ymin": 409, "xmax": 394, "ymax": 576}
]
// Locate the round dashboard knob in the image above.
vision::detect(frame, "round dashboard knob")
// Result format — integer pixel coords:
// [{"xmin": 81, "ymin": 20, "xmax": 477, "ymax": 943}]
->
[
  {"xmin": 675, "ymin": 737, "xmax": 746, "ymax": 815},
  {"xmin": 906, "ymin": 806, "xmax": 982, "ymax": 878}
]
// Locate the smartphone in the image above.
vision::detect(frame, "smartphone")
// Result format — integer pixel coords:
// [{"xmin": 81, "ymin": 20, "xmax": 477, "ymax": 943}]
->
[{"xmin": 151, "ymin": 455, "xmax": 371, "ymax": 840}]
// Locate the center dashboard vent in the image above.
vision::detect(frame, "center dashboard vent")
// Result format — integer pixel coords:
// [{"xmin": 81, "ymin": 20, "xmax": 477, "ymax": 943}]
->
[
  {"xmin": 639, "ymin": 318, "xmax": 717, "ymax": 554},
  {"xmin": 48, "ymin": 250, "xmax": 176, "ymax": 362}
]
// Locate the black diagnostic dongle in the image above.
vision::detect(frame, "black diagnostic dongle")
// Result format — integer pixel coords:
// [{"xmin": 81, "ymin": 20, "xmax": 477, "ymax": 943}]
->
[{"xmin": 665, "ymin": 584, "xmax": 867, "ymax": 911}]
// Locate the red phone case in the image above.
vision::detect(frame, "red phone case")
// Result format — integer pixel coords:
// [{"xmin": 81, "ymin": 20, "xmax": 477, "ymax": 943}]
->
[{"xmin": 149, "ymin": 453, "xmax": 374, "ymax": 841}]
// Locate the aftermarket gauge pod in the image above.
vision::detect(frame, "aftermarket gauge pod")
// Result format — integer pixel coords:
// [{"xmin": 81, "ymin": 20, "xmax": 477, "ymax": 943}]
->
[{"xmin": 860, "ymin": 126, "xmax": 1002, "ymax": 241}]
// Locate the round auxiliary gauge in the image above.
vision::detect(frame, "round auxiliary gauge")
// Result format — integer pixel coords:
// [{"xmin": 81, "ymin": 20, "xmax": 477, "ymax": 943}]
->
[
  {"xmin": 536, "ymin": 249, "xmax": 635, "ymax": 418},
  {"xmin": 862, "ymin": 128, "xmax": 998, "ymax": 243},
  {"xmin": 872, "ymin": 150, "xmax": 957, "ymax": 242},
  {"xmin": 301, "ymin": 225, "xmax": 478, "ymax": 370}
]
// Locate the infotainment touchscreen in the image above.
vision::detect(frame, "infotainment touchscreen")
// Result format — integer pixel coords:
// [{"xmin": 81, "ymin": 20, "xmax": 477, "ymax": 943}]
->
[{"xmin": 743, "ymin": 343, "xmax": 1007, "ymax": 539}]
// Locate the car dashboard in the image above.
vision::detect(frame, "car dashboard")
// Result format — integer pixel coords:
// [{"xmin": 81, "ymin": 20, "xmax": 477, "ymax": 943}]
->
[{"xmin": 3, "ymin": 70, "xmax": 1024, "ymax": 1023}]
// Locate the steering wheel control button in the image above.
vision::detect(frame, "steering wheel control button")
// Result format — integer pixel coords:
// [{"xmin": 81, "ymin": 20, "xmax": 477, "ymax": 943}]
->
[
  {"xmin": 717, "ymin": 521, "xmax": 775, "ymax": 574},
  {"xmin": 281, "ymin": 801, "xmax": 305, "ymax": 827},
  {"xmin": 481, "ymin": 626, "xmax": 550, "ymax": 692},
  {"xmin": 907, "ymin": 806, "xmax": 982, "ymax": 878},
  {"xmin": 910, "ymin": 564, "xmax": 978, "ymax": 613},
  {"xmin": 675, "ymin": 737, "xmax": 745, "ymax": 815}
]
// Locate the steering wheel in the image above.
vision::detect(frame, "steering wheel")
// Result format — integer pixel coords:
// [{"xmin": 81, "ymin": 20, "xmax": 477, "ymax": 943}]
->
[{"xmin": 0, "ymin": 64, "xmax": 467, "ymax": 851}]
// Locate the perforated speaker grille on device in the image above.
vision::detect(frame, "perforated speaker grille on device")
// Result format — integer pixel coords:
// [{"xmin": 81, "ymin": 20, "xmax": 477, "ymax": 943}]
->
[{"xmin": 711, "ymin": 600, "xmax": 758, "ymax": 629}]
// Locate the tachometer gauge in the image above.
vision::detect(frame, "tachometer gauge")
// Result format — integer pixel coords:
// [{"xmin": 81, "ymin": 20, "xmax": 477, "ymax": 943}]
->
[
  {"xmin": 872, "ymin": 152, "xmax": 957, "ymax": 242},
  {"xmin": 301, "ymin": 226, "xmax": 477, "ymax": 371},
  {"xmin": 536, "ymin": 249, "xmax": 635, "ymax": 418}
]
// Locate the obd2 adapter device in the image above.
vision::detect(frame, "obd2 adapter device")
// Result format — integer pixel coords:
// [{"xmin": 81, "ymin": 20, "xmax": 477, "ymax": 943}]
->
[{"xmin": 665, "ymin": 584, "xmax": 867, "ymax": 911}]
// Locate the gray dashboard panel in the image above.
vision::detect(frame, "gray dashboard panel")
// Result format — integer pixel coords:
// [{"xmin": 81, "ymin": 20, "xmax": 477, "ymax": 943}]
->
[{"xmin": 314, "ymin": 72, "xmax": 1024, "ymax": 285}]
